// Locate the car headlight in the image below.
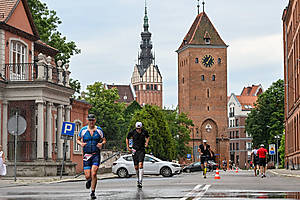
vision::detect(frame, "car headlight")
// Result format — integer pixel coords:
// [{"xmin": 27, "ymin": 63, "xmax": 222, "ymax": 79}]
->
[{"xmin": 172, "ymin": 164, "xmax": 180, "ymax": 167}]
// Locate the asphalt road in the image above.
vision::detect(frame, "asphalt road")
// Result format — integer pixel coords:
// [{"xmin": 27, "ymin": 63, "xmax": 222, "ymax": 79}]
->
[{"xmin": 0, "ymin": 170, "xmax": 300, "ymax": 199}]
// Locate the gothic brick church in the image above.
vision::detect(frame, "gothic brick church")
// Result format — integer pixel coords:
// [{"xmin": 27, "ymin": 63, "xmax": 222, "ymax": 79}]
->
[
  {"xmin": 177, "ymin": 4, "xmax": 229, "ymax": 164},
  {"xmin": 131, "ymin": 4, "xmax": 163, "ymax": 107}
]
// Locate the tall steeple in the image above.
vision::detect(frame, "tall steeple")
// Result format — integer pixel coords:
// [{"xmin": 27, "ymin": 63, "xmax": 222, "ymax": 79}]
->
[{"xmin": 138, "ymin": 0, "xmax": 154, "ymax": 75}]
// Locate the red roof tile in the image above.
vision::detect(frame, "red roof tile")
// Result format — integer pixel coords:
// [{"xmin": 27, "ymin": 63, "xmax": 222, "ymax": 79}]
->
[{"xmin": 178, "ymin": 12, "xmax": 227, "ymax": 50}]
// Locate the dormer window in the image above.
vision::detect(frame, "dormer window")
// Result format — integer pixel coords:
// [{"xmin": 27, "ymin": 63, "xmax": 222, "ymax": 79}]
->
[
  {"xmin": 204, "ymin": 31, "xmax": 211, "ymax": 45},
  {"xmin": 205, "ymin": 38, "xmax": 211, "ymax": 44}
]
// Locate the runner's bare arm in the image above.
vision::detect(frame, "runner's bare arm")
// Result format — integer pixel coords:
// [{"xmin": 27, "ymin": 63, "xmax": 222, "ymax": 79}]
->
[
  {"xmin": 76, "ymin": 136, "xmax": 86, "ymax": 147},
  {"xmin": 145, "ymin": 137, "xmax": 150, "ymax": 147},
  {"xmin": 97, "ymin": 137, "xmax": 106, "ymax": 148}
]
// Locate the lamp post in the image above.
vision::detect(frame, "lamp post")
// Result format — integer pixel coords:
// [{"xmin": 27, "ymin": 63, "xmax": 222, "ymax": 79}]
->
[{"xmin": 275, "ymin": 135, "xmax": 280, "ymax": 169}]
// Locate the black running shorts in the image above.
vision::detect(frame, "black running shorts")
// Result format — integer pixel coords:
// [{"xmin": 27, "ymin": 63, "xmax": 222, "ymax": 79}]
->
[
  {"xmin": 133, "ymin": 150, "xmax": 145, "ymax": 166},
  {"xmin": 259, "ymin": 158, "xmax": 266, "ymax": 167}
]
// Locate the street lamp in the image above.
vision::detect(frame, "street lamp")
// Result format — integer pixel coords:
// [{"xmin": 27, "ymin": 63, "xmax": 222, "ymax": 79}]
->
[{"xmin": 275, "ymin": 135, "xmax": 280, "ymax": 169}]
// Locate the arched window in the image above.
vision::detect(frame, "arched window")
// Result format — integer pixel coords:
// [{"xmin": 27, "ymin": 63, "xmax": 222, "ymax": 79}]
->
[
  {"xmin": 10, "ymin": 40, "xmax": 27, "ymax": 79},
  {"xmin": 212, "ymin": 75, "xmax": 216, "ymax": 81},
  {"xmin": 73, "ymin": 121, "xmax": 82, "ymax": 152}
]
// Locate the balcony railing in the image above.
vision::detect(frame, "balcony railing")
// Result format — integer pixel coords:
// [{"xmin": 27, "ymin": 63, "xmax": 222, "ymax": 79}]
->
[
  {"xmin": 1, "ymin": 53, "xmax": 70, "ymax": 87},
  {"xmin": 2, "ymin": 63, "xmax": 37, "ymax": 81}
]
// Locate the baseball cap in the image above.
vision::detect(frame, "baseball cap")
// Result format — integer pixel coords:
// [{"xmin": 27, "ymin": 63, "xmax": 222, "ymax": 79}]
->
[
  {"xmin": 136, "ymin": 122, "xmax": 142, "ymax": 128},
  {"xmin": 87, "ymin": 114, "xmax": 96, "ymax": 120},
  {"xmin": 203, "ymin": 139, "xmax": 207, "ymax": 143},
  {"xmin": 260, "ymin": 144, "xmax": 264, "ymax": 147}
]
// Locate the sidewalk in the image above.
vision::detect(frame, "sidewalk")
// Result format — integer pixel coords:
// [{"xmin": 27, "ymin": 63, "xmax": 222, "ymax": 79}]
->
[
  {"xmin": 269, "ymin": 169, "xmax": 300, "ymax": 178},
  {"xmin": 0, "ymin": 173, "xmax": 117, "ymax": 188}
]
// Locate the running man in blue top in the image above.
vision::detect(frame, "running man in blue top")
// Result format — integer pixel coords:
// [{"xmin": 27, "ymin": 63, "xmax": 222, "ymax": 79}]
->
[{"xmin": 77, "ymin": 114, "xmax": 106, "ymax": 199}]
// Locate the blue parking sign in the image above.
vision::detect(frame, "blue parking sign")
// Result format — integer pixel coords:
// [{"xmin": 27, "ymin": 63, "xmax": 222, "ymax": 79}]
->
[{"xmin": 61, "ymin": 122, "xmax": 75, "ymax": 137}]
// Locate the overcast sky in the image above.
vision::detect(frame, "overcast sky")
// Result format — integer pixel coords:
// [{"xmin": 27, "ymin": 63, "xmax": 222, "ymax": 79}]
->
[{"xmin": 42, "ymin": 0, "xmax": 289, "ymax": 108}]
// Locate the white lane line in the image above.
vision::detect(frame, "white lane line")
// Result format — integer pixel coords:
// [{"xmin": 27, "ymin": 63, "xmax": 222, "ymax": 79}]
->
[
  {"xmin": 180, "ymin": 184, "xmax": 204, "ymax": 200},
  {"xmin": 193, "ymin": 184, "xmax": 211, "ymax": 200}
]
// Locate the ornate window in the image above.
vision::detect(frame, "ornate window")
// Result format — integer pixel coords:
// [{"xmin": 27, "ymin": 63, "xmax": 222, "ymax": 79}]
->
[
  {"xmin": 10, "ymin": 40, "xmax": 28, "ymax": 79},
  {"xmin": 73, "ymin": 121, "xmax": 82, "ymax": 152}
]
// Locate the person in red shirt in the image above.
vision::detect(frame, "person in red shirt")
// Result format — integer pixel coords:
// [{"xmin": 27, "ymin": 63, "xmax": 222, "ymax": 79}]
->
[{"xmin": 257, "ymin": 144, "xmax": 268, "ymax": 178}]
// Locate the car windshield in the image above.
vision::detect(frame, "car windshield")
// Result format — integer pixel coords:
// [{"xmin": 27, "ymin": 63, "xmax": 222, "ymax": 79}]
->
[
  {"xmin": 122, "ymin": 156, "xmax": 133, "ymax": 161},
  {"xmin": 194, "ymin": 162, "xmax": 201, "ymax": 166},
  {"xmin": 147, "ymin": 155, "xmax": 162, "ymax": 162}
]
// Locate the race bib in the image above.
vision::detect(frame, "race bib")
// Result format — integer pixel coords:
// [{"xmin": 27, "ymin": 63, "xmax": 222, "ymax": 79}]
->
[{"xmin": 83, "ymin": 154, "xmax": 93, "ymax": 161}]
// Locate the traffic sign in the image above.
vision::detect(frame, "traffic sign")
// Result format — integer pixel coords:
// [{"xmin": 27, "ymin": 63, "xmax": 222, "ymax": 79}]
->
[
  {"xmin": 187, "ymin": 154, "xmax": 192, "ymax": 159},
  {"xmin": 8, "ymin": 115, "xmax": 27, "ymax": 136},
  {"xmin": 61, "ymin": 122, "xmax": 75, "ymax": 137},
  {"xmin": 269, "ymin": 144, "xmax": 276, "ymax": 155}
]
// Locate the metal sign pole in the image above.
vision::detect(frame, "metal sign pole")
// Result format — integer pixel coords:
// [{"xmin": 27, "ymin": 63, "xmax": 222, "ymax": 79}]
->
[
  {"xmin": 60, "ymin": 140, "xmax": 66, "ymax": 180},
  {"xmin": 14, "ymin": 111, "xmax": 19, "ymax": 182}
]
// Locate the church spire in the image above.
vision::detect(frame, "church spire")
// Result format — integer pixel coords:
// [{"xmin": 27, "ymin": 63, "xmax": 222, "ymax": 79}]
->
[
  {"xmin": 138, "ymin": 0, "xmax": 154, "ymax": 73},
  {"xmin": 143, "ymin": 0, "xmax": 149, "ymax": 32}
]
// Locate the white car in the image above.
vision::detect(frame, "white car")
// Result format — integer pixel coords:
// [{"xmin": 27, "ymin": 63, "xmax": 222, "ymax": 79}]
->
[{"xmin": 112, "ymin": 154, "xmax": 182, "ymax": 178}]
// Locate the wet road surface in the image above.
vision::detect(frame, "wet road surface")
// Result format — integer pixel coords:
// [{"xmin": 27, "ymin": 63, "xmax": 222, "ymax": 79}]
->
[{"xmin": 0, "ymin": 170, "xmax": 300, "ymax": 199}]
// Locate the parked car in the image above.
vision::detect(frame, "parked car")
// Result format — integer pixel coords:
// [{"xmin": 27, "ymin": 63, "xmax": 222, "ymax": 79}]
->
[
  {"xmin": 207, "ymin": 160, "xmax": 219, "ymax": 171},
  {"xmin": 112, "ymin": 154, "xmax": 182, "ymax": 178},
  {"xmin": 183, "ymin": 161, "xmax": 219, "ymax": 173},
  {"xmin": 183, "ymin": 162, "xmax": 202, "ymax": 173}
]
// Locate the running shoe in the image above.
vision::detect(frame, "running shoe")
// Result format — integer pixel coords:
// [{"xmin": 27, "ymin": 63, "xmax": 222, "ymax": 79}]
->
[
  {"xmin": 86, "ymin": 179, "xmax": 91, "ymax": 189},
  {"xmin": 138, "ymin": 182, "xmax": 143, "ymax": 188},
  {"xmin": 90, "ymin": 192, "xmax": 96, "ymax": 199}
]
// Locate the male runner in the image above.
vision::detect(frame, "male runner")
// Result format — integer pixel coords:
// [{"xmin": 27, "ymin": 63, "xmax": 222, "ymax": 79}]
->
[
  {"xmin": 77, "ymin": 114, "xmax": 106, "ymax": 199},
  {"xmin": 198, "ymin": 140, "xmax": 212, "ymax": 178},
  {"xmin": 257, "ymin": 144, "xmax": 268, "ymax": 178},
  {"xmin": 251, "ymin": 146, "xmax": 259, "ymax": 176},
  {"xmin": 126, "ymin": 122, "xmax": 149, "ymax": 188}
]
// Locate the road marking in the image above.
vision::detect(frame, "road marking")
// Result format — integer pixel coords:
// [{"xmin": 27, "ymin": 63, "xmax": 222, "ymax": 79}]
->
[
  {"xmin": 180, "ymin": 184, "xmax": 204, "ymax": 200},
  {"xmin": 193, "ymin": 184, "xmax": 211, "ymax": 200}
]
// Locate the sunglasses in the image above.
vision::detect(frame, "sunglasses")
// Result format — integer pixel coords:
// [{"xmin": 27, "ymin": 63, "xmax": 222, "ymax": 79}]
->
[{"xmin": 88, "ymin": 119, "xmax": 95, "ymax": 121}]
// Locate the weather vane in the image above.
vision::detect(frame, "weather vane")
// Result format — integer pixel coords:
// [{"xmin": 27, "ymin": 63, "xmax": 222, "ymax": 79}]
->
[{"xmin": 202, "ymin": 0, "xmax": 205, "ymax": 13}]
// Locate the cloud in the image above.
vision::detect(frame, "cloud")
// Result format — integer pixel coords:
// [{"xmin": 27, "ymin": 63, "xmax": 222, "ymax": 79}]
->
[{"xmin": 228, "ymin": 34, "xmax": 283, "ymax": 70}]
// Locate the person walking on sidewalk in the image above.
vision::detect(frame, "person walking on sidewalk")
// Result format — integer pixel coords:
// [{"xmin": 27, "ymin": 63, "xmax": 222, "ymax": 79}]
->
[
  {"xmin": 257, "ymin": 144, "xmax": 268, "ymax": 178},
  {"xmin": 0, "ymin": 145, "xmax": 6, "ymax": 177},
  {"xmin": 77, "ymin": 114, "xmax": 106, "ymax": 199},
  {"xmin": 126, "ymin": 122, "xmax": 150, "ymax": 188},
  {"xmin": 251, "ymin": 146, "xmax": 259, "ymax": 176}
]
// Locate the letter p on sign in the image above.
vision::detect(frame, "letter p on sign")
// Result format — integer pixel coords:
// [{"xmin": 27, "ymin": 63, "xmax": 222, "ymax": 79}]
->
[{"xmin": 61, "ymin": 122, "xmax": 75, "ymax": 137}]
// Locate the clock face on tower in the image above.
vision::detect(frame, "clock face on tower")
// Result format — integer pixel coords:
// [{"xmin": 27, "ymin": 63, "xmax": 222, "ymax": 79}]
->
[{"xmin": 202, "ymin": 55, "xmax": 214, "ymax": 67}]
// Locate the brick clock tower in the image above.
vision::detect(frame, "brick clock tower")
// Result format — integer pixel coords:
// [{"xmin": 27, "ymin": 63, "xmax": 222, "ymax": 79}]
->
[
  {"xmin": 131, "ymin": 3, "xmax": 163, "ymax": 107},
  {"xmin": 177, "ymin": 5, "xmax": 229, "ymax": 164}
]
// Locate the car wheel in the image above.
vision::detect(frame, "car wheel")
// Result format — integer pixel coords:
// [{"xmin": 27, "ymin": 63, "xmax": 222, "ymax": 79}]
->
[
  {"xmin": 160, "ymin": 167, "xmax": 172, "ymax": 177},
  {"xmin": 186, "ymin": 169, "xmax": 191, "ymax": 173},
  {"xmin": 117, "ymin": 168, "xmax": 129, "ymax": 178}
]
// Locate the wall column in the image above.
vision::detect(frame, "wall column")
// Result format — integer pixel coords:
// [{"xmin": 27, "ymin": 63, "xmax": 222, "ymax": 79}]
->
[
  {"xmin": 2, "ymin": 100, "xmax": 8, "ymax": 160},
  {"xmin": 36, "ymin": 99, "xmax": 44, "ymax": 160},
  {"xmin": 65, "ymin": 105, "xmax": 71, "ymax": 161},
  {"xmin": 46, "ymin": 102, "xmax": 53, "ymax": 160},
  {"xmin": 57, "ymin": 105, "xmax": 64, "ymax": 160}
]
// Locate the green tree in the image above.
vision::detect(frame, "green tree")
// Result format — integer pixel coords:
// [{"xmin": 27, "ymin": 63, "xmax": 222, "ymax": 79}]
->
[
  {"xmin": 245, "ymin": 79, "xmax": 284, "ymax": 149},
  {"xmin": 69, "ymin": 78, "xmax": 81, "ymax": 99},
  {"xmin": 84, "ymin": 82, "xmax": 125, "ymax": 148},
  {"xmin": 278, "ymin": 133, "xmax": 285, "ymax": 168},
  {"xmin": 130, "ymin": 105, "xmax": 176, "ymax": 161},
  {"xmin": 27, "ymin": 0, "xmax": 80, "ymax": 64},
  {"xmin": 164, "ymin": 108, "xmax": 193, "ymax": 160}
]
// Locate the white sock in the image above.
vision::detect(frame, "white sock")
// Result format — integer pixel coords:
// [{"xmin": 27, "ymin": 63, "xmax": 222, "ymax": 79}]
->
[
  {"xmin": 139, "ymin": 168, "xmax": 144, "ymax": 183},
  {"xmin": 136, "ymin": 169, "xmax": 139, "ymax": 182}
]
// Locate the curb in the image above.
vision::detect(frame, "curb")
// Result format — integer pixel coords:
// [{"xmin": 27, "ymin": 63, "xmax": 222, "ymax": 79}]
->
[
  {"xmin": 269, "ymin": 170, "xmax": 300, "ymax": 178},
  {"xmin": 0, "ymin": 175, "xmax": 118, "ymax": 188}
]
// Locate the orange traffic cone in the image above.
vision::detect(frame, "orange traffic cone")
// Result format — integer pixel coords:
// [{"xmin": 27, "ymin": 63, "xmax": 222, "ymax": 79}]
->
[
  {"xmin": 235, "ymin": 167, "xmax": 239, "ymax": 173},
  {"xmin": 214, "ymin": 168, "xmax": 221, "ymax": 179}
]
